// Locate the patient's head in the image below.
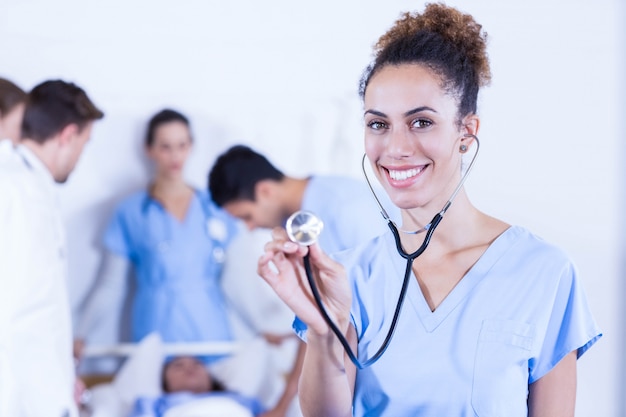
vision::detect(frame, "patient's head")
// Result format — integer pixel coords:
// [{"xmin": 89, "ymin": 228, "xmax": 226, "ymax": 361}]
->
[{"xmin": 162, "ymin": 356, "xmax": 225, "ymax": 394}]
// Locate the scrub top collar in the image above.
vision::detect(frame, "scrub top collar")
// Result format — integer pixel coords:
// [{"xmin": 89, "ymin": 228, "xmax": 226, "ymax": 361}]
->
[
  {"xmin": 140, "ymin": 187, "xmax": 186, "ymax": 214},
  {"xmin": 140, "ymin": 188, "xmax": 211, "ymax": 219},
  {"xmin": 141, "ymin": 189, "xmax": 163, "ymax": 214}
]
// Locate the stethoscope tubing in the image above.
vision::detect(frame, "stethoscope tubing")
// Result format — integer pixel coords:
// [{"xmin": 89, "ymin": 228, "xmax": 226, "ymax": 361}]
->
[
  {"xmin": 303, "ymin": 211, "xmax": 441, "ymax": 369},
  {"xmin": 304, "ymin": 135, "xmax": 480, "ymax": 369}
]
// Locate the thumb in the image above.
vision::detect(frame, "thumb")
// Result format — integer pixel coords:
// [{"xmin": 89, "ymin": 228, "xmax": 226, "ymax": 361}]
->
[{"xmin": 307, "ymin": 243, "xmax": 341, "ymax": 272}]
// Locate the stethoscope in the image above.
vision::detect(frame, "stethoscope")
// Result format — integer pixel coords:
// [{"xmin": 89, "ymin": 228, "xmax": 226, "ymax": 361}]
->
[{"xmin": 285, "ymin": 134, "xmax": 480, "ymax": 369}]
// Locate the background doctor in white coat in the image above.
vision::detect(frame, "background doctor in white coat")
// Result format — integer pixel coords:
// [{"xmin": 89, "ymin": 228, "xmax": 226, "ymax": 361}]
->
[{"xmin": 0, "ymin": 80, "xmax": 104, "ymax": 417}]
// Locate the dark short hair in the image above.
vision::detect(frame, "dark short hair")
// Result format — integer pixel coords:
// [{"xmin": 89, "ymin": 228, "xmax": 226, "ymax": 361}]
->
[
  {"xmin": 145, "ymin": 108, "xmax": 190, "ymax": 147},
  {"xmin": 161, "ymin": 357, "xmax": 225, "ymax": 393},
  {"xmin": 0, "ymin": 77, "xmax": 27, "ymax": 115},
  {"xmin": 208, "ymin": 145, "xmax": 284, "ymax": 207},
  {"xmin": 21, "ymin": 79, "xmax": 104, "ymax": 143}
]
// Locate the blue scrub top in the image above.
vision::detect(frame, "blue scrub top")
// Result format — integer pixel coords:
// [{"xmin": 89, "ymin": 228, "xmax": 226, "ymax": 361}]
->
[
  {"xmin": 298, "ymin": 226, "xmax": 601, "ymax": 416},
  {"xmin": 103, "ymin": 190, "xmax": 239, "ymax": 347}
]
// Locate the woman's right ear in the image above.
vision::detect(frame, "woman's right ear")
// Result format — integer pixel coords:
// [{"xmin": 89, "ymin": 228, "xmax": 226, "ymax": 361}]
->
[{"xmin": 461, "ymin": 114, "xmax": 480, "ymax": 137}]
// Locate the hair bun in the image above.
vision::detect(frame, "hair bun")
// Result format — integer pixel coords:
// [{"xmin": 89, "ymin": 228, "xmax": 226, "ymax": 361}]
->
[{"xmin": 374, "ymin": 3, "xmax": 491, "ymax": 87}]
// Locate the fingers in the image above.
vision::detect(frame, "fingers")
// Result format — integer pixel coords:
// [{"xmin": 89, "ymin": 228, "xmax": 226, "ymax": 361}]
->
[
  {"xmin": 308, "ymin": 243, "xmax": 343, "ymax": 277},
  {"xmin": 270, "ymin": 227, "xmax": 311, "ymax": 255},
  {"xmin": 255, "ymin": 227, "xmax": 352, "ymax": 337},
  {"xmin": 257, "ymin": 227, "xmax": 307, "ymax": 280},
  {"xmin": 257, "ymin": 229, "xmax": 340, "ymax": 287},
  {"xmin": 257, "ymin": 251, "xmax": 280, "ymax": 285}
]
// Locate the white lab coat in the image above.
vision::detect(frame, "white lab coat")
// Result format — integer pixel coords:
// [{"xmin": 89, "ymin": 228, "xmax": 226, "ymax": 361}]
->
[{"xmin": 0, "ymin": 139, "xmax": 77, "ymax": 417}]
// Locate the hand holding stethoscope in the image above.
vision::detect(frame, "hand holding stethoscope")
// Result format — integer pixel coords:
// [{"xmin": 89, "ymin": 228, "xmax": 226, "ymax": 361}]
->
[
  {"xmin": 260, "ymin": 135, "xmax": 480, "ymax": 369},
  {"xmin": 257, "ymin": 226, "xmax": 353, "ymax": 339}
]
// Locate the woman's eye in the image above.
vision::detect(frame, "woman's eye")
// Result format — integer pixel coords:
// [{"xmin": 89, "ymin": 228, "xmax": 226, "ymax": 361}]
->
[
  {"xmin": 411, "ymin": 119, "xmax": 432, "ymax": 128},
  {"xmin": 367, "ymin": 120, "xmax": 387, "ymax": 130}
]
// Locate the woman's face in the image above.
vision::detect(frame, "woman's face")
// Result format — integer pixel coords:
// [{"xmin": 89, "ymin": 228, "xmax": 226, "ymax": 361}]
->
[
  {"xmin": 146, "ymin": 120, "xmax": 192, "ymax": 179},
  {"xmin": 363, "ymin": 64, "xmax": 471, "ymax": 212},
  {"xmin": 164, "ymin": 356, "xmax": 212, "ymax": 393}
]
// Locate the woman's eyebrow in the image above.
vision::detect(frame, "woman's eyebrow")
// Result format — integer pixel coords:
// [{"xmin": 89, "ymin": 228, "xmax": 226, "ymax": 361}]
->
[
  {"xmin": 364, "ymin": 109, "xmax": 386, "ymax": 117},
  {"xmin": 404, "ymin": 106, "xmax": 437, "ymax": 117},
  {"xmin": 364, "ymin": 106, "xmax": 437, "ymax": 118}
]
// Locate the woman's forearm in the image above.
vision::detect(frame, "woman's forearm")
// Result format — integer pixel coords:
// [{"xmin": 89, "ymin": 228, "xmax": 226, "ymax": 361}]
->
[{"xmin": 298, "ymin": 328, "xmax": 356, "ymax": 417}]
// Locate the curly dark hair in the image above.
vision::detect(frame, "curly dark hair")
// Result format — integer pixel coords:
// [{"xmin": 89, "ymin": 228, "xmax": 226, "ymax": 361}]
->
[{"xmin": 359, "ymin": 3, "xmax": 491, "ymax": 123}]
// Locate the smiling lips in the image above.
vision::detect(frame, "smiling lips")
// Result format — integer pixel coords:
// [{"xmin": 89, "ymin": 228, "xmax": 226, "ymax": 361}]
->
[{"xmin": 387, "ymin": 165, "xmax": 426, "ymax": 181}]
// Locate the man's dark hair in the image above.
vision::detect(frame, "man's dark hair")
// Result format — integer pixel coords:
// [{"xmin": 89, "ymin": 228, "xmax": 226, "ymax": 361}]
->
[
  {"xmin": 0, "ymin": 77, "xmax": 27, "ymax": 115},
  {"xmin": 21, "ymin": 79, "xmax": 104, "ymax": 143},
  {"xmin": 208, "ymin": 144, "xmax": 284, "ymax": 207}
]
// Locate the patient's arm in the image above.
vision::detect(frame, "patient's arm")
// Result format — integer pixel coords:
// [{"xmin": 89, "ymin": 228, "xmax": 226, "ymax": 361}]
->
[
  {"xmin": 74, "ymin": 251, "xmax": 130, "ymax": 354},
  {"xmin": 259, "ymin": 340, "xmax": 305, "ymax": 417}
]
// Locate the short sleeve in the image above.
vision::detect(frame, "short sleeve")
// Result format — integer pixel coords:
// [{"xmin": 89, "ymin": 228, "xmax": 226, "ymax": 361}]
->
[
  {"xmin": 529, "ymin": 262, "xmax": 602, "ymax": 383},
  {"xmin": 292, "ymin": 316, "xmax": 308, "ymax": 342},
  {"xmin": 102, "ymin": 202, "xmax": 135, "ymax": 260}
]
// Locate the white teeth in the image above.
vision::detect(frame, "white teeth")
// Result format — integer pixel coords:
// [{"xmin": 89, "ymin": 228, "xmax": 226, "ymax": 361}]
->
[{"xmin": 388, "ymin": 167, "xmax": 422, "ymax": 180}]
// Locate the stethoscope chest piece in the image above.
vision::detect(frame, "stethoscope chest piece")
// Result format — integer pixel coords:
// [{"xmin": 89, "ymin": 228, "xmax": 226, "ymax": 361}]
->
[{"xmin": 286, "ymin": 210, "xmax": 324, "ymax": 246}]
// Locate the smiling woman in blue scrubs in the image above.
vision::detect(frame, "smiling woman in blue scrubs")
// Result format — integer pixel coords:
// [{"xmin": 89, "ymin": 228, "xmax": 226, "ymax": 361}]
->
[
  {"xmin": 76, "ymin": 109, "xmax": 238, "ymax": 358},
  {"xmin": 257, "ymin": 4, "xmax": 601, "ymax": 416}
]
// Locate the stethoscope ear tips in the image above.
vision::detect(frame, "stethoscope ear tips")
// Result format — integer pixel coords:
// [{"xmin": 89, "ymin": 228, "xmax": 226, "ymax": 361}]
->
[{"xmin": 286, "ymin": 210, "xmax": 324, "ymax": 246}]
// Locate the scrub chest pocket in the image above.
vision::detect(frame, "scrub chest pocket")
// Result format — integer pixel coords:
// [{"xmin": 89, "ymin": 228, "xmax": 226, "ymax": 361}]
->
[{"xmin": 471, "ymin": 319, "xmax": 535, "ymax": 417}]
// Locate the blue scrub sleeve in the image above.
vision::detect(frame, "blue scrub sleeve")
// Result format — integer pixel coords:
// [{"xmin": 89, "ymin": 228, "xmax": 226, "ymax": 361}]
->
[
  {"xmin": 529, "ymin": 262, "xmax": 602, "ymax": 383},
  {"xmin": 292, "ymin": 316, "xmax": 308, "ymax": 342},
  {"xmin": 102, "ymin": 204, "xmax": 135, "ymax": 260}
]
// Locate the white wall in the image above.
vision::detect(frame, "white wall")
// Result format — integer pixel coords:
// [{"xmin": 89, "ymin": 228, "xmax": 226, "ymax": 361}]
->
[{"xmin": 1, "ymin": 0, "xmax": 623, "ymax": 415}]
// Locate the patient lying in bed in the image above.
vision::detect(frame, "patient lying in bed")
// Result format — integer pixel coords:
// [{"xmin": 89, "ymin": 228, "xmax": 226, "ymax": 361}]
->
[
  {"xmin": 130, "ymin": 356, "xmax": 265, "ymax": 417},
  {"xmin": 83, "ymin": 333, "xmax": 280, "ymax": 417}
]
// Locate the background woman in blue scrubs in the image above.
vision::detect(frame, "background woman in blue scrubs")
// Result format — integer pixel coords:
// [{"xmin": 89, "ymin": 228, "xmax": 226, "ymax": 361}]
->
[{"xmin": 76, "ymin": 109, "xmax": 238, "ymax": 359}]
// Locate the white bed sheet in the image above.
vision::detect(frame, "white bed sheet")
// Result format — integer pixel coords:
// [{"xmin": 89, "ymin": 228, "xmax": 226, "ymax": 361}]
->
[{"xmin": 85, "ymin": 333, "xmax": 278, "ymax": 417}]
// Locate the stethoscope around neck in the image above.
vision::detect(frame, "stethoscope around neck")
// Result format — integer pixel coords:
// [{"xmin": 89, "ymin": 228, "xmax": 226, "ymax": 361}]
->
[
  {"xmin": 286, "ymin": 134, "xmax": 480, "ymax": 369},
  {"xmin": 142, "ymin": 188, "xmax": 227, "ymax": 263}
]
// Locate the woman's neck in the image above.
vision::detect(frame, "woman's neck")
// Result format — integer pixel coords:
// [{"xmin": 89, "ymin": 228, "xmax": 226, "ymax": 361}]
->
[
  {"xmin": 398, "ymin": 191, "xmax": 507, "ymax": 257},
  {"xmin": 149, "ymin": 177, "xmax": 195, "ymax": 221},
  {"xmin": 150, "ymin": 176, "xmax": 190, "ymax": 200},
  {"xmin": 398, "ymin": 191, "xmax": 475, "ymax": 250}
]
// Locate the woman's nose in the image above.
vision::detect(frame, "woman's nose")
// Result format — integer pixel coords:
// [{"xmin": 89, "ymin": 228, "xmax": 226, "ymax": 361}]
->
[{"xmin": 386, "ymin": 127, "xmax": 413, "ymax": 158}]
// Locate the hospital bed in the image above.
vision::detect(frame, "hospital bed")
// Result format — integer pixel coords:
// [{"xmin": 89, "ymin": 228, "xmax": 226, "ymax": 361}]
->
[{"xmin": 79, "ymin": 333, "xmax": 291, "ymax": 417}]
